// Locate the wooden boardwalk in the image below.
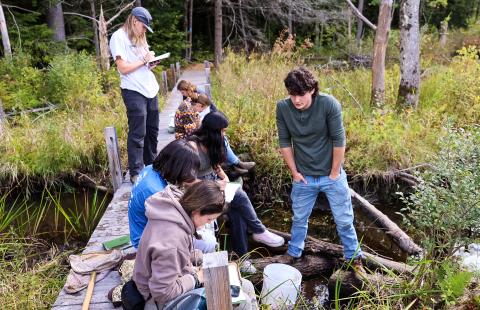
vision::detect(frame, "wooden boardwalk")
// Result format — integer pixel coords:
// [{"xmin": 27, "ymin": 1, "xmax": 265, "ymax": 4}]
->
[{"xmin": 52, "ymin": 68, "xmax": 209, "ymax": 309}]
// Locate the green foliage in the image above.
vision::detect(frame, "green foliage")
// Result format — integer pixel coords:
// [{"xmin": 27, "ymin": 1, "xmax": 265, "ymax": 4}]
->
[
  {"xmin": 46, "ymin": 52, "xmax": 104, "ymax": 109},
  {"xmin": 437, "ymin": 261, "xmax": 472, "ymax": 305},
  {"xmin": 401, "ymin": 127, "xmax": 480, "ymax": 257},
  {"xmin": 0, "ymin": 55, "xmax": 45, "ymax": 111},
  {"xmin": 148, "ymin": 6, "xmax": 186, "ymax": 63}
]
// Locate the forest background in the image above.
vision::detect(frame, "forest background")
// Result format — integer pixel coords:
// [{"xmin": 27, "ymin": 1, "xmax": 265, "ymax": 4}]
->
[{"xmin": 0, "ymin": 0, "xmax": 480, "ymax": 308}]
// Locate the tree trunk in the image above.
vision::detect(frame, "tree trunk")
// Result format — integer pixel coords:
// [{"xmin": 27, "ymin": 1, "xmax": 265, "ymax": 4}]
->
[
  {"xmin": 47, "ymin": 1, "xmax": 66, "ymax": 42},
  {"xmin": 188, "ymin": 0, "xmax": 193, "ymax": 61},
  {"xmin": 135, "ymin": 0, "xmax": 141, "ymax": 6},
  {"xmin": 314, "ymin": 22, "xmax": 320, "ymax": 45},
  {"xmin": 89, "ymin": 0, "xmax": 100, "ymax": 63},
  {"xmin": 266, "ymin": 228, "xmax": 414, "ymax": 275},
  {"xmin": 328, "ymin": 269, "xmax": 397, "ymax": 300},
  {"xmin": 350, "ymin": 189, "xmax": 423, "ymax": 255},
  {"xmin": 287, "ymin": 4, "xmax": 293, "ymax": 35},
  {"xmin": 183, "ymin": 0, "xmax": 188, "ymax": 59},
  {"xmin": 214, "ymin": 0, "xmax": 222, "ymax": 68},
  {"xmin": 98, "ymin": 6, "xmax": 110, "ymax": 71},
  {"xmin": 355, "ymin": 0, "xmax": 365, "ymax": 47},
  {"xmin": 347, "ymin": 8, "xmax": 352, "ymax": 40},
  {"xmin": 439, "ymin": 19, "xmax": 448, "ymax": 48},
  {"xmin": 238, "ymin": 0, "xmax": 249, "ymax": 55},
  {"xmin": 397, "ymin": 0, "xmax": 420, "ymax": 109},
  {"xmin": 0, "ymin": 1, "xmax": 12, "ymax": 58},
  {"xmin": 371, "ymin": 0, "xmax": 393, "ymax": 107},
  {"xmin": 0, "ymin": 98, "xmax": 5, "ymax": 135}
]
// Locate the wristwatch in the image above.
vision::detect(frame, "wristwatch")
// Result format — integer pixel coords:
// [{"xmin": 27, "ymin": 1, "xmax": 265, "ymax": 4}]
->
[{"xmin": 192, "ymin": 272, "xmax": 202, "ymax": 289}]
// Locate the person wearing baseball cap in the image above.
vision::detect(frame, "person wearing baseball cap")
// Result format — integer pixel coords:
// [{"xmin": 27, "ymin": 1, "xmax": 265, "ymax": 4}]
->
[{"xmin": 109, "ymin": 7, "xmax": 161, "ymax": 183}]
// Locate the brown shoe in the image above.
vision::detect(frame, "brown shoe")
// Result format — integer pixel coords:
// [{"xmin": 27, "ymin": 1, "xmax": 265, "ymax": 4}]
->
[
  {"xmin": 236, "ymin": 161, "xmax": 256, "ymax": 171},
  {"xmin": 342, "ymin": 257, "xmax": 366, "ymax": 274}
]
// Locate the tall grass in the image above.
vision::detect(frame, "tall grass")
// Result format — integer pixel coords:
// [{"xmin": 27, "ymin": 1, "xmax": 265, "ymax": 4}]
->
[
  {"xmin": 0, "ymin": 52, "xmax": 166, "ymax": 190},
  {"xmin": 213, "ymin": 49, "xmax": 480, "ymax": 197}
]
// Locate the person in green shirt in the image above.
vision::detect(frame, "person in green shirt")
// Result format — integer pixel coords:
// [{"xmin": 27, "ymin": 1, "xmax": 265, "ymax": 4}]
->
[{"xmin": 276, "ymin": 67, "xmax": 363, "ymax": 268}]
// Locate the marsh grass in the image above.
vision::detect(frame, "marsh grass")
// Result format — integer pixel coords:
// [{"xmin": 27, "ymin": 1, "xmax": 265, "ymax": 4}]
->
[
  {"xmin": 0, "ymin": 233, "xmax": 71, "ymax": 309},
  {"xmin": 0, "ymin": 52, "xmax": 166, "ymax": 191},
  {"xmin": 213, "ymin": 50, "xmax": 480, "ymax": 200}
]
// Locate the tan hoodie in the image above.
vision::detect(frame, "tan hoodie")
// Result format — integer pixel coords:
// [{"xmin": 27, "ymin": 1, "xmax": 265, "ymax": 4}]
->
[{"xmin": 133, "ymin": 185, "xmax": 200, "ymax": 305}]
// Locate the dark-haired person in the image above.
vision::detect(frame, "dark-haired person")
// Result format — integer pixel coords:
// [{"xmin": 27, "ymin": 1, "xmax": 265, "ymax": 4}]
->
[
  {"xmin": 109, "ymin": 7, "xmax": 161, "ymax": 183},
  {"xmin": 188, "ymin": 111, "xmax": 284, "ymax": 273},
  {"xmin": 276, "ymin": 67, "xmax": 363, "ymax": 269},
  {"xmin": 176, "ymin": 81, "xmax": 255, "ymax": 176},
  {"xmin": 128, "ymin": 139, "xmax": 216, "ymax": 253}
]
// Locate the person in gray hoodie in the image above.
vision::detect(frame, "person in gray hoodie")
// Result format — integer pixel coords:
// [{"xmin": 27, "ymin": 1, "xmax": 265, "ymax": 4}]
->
[{"xmin": 133, "ymin": 180, "xmax": 226, "ymax": 308}]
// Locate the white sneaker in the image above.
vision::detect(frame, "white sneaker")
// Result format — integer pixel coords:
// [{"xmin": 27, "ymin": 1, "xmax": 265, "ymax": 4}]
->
[
  {"xmin": 240, "ymin": 260, "xmax": 257, "ymax": 274},
  {"xmin": 252, "ymin": 230, "xmax": 285, "ymax": 247}
]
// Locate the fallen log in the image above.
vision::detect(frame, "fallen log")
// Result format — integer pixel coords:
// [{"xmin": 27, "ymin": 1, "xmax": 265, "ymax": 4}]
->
[
  {"xmin": 328, "ymin": 269, "xmax": 398, "ymax": 300},
  {"xmin": 247, "ymin": 254, "xmax": 336, "ymax": 284},
  {"xmin": 350, "ymin": 188, "xmax": 423, "ymax": 256},
  {"xmin": 267, "ymin": 229, "xmax": 413, "ymax": 275}
]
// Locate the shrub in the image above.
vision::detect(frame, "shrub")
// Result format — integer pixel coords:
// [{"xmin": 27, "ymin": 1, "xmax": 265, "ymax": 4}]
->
[
  {"xmin": 46, "ymin": 52, "xmax": 104, "ymax": 109},
  {"xmin": 401, "ymin": 127, "xmax": 480, "ymax": 258}
]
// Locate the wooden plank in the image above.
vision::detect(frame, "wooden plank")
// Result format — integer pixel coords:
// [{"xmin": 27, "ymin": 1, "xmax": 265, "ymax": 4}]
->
[
  {"xmin": 161, "ymin": 71, "xmax": 168, "ymax": 96},
  {"xmin": 203, "ymin": 251, "xmax": 233, "ymax": 310},
  {"xmin": 104, "ymin": 127, "xmax": 122, "ymax": 191},
  {"xmin": 170, "ymin": 63, "xmax": 177, "ymax": 85},
  {"xmin": 175, "ymin": 61, "xmax": 181, "ymax": 79},
  {"xmin": 204, "ymin": 84, "xmax": 212, "ymax": 99}
]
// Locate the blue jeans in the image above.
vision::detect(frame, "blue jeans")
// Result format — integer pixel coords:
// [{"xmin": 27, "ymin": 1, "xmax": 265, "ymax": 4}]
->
[
  {"xmin": 224, "ymin": 137, "xmax": 240, "ymax": 165},
  {"xmin": 287, "ymin": 168, "xmax": 362, "ymax": 260}
]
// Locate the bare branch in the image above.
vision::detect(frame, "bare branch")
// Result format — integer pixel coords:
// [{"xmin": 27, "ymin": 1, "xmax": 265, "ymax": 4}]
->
[
  {"xmin": 64, "ymin": 12, "xmax": 99, "ymax": 24},
  {"xmin": 106, "ymin": 0, "xmax": 136, "ymax": 25},
  {"xmin": 1, "ymin": 4, "xmax": 38, "ymax": 14},
  {"xmin": 345, "ymin": 0, "xmax": 377, "ymax": 30}
]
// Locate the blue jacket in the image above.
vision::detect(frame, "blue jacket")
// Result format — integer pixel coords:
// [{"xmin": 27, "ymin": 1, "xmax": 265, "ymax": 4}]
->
[{"xmin": 128, "ymin": 165, "xmax": 167, "ymax": 248}]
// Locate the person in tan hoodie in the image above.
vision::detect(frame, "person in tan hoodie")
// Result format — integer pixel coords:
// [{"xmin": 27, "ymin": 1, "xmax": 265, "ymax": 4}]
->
[{"xmin": 133, "ymin": 180, "xmax": 226, "ymax": 308}]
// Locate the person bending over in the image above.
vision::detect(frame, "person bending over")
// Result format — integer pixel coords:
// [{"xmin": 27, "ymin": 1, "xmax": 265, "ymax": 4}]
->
[
  {"xmin": 187, "ymin": 111, "xmax": 285, "ymax": 272},
  {"xmin": 176, "ymin": 81, "xmax": 255, "ymax": 177}
]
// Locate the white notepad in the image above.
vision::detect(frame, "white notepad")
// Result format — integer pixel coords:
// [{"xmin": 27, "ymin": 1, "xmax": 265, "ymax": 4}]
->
[{"xmin": 224, "ymin": 182, "xmax": 241, "ymax": 203}]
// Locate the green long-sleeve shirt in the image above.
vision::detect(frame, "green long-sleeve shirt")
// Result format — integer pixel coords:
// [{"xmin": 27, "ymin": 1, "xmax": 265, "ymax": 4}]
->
[{"xmin": 276, "ymin": 93, "xmax": 346, "ymax": 176}]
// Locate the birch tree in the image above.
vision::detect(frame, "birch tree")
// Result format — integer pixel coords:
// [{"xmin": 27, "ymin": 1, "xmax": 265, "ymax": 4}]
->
[
  {"xmin": 371, "ymin": 0, "xmax": 393, "ymax": 107},
  {"xmin": 398, "ymin": 0, "xmax": 420, "ymax": 108},
  {"xmin": 214, "ymin": 0, "xmax": 222, "ymax": 68},
  {"xmin": 0, "ymin": 0, "xmax": 11, "ymax": 58},
  {"xmin": 47, "ymin": 0, "xmax": 66, "ymax": 42}
]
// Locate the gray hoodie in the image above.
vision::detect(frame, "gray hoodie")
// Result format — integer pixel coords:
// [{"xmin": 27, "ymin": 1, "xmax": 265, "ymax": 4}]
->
[{"xmin": 133, "ymin": 185, "xmax": 200, "ymax": 305}]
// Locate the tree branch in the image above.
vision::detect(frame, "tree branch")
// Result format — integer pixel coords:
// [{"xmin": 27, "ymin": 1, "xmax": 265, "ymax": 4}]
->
[
  {"xmin": 345, "ymin": 0, "xmax": 377, "ymax": 31},
  {"xmin": 1, "ymin": 4, "xmax": 38, "ymax": 14},
  {"xmin": 106, "ymin": 0, "xmax": 136, "ymax": 25},
  {"xmin": 64, "ymin": 12, "xmax": 99, "ymax": 24}
]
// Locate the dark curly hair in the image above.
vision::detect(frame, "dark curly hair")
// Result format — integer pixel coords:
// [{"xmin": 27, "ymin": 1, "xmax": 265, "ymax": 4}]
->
[{"xmin": 284, "ymin": 67, "xmax": 319, "ymax": 97}]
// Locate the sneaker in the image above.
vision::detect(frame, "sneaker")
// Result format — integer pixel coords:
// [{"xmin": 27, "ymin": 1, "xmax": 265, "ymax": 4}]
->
[
  {"xmin": 252, "ymin": 230, "xmax": 285, "ymax": 247},
  {"xmin": 285, "ymin": 252, "xmax": 305, "ymax": 264},
  {"xmin": 240, "ymin": 260, "xmax": 257, "ymax": 274},
  {"xmin": 236, "ymin": 161, "xmax": 255, "ymax": 171}
]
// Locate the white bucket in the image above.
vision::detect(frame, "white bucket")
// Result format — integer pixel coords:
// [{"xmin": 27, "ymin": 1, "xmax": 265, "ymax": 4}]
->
[{"xmin": 261, "ymin": 263, "xmax": 302, "ymax": 309}]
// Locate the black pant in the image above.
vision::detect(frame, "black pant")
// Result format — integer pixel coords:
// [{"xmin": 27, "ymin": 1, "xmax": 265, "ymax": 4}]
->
[{"xmin": 121, "ymin": 89, "xmax": 159, "ymax": 177}]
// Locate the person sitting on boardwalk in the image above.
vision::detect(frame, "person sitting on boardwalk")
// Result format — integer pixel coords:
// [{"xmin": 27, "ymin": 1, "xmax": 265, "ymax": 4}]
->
[
  {"xmin": 128, "ymin": 139, "xmax": 217, "ymax": 253},
  {"xmin": 134, "ymin": 180, "xmax": 258, "ymax": 309},
  {"xmin": 176, "ymin": 81, "xmax": 255, "ymax": 177},
  {"xmin": 174, "ymin": 93, "xmax": 201, "ymax": 140},
  {"xmin": 187, "ymin": 111, "xmax": 285, "ymax": 272}
]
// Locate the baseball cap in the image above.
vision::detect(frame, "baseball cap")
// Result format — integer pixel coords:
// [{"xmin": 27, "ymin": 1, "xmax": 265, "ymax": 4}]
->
[{"xmin": 132, "ymin": 7, "xmax": 153, "ymax": 33}]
